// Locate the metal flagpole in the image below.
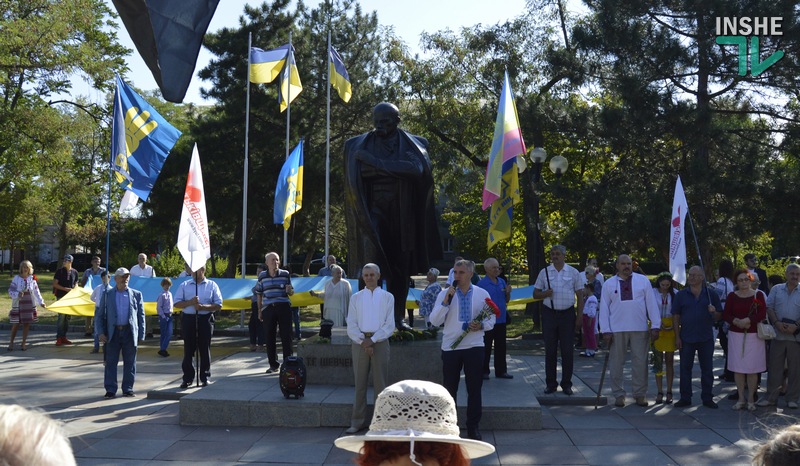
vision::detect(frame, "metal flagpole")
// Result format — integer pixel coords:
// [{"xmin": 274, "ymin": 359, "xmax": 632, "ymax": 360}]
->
[
  {"xmin": 241, "ymin": 32, "xmax": 252, "ymax": 279},
  {"xmin": 686, "ymin": 211, "xmax": 713, "ymax": 302},
  {"xmin": 105, "ymin": 152, "xmax": 113, "ymax": 269},
  {"xmin": 283, "ymin": 31, "xmax": 292, "ymax": 266},
  {"xmin": 324, "ymin": 30, "xmax": 331, "ymax": 261}
]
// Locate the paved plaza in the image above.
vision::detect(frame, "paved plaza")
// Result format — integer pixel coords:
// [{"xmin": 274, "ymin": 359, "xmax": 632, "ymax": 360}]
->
[{"xmin": 1, "ymin": 327, "xmax": 798, "ymax": 465}]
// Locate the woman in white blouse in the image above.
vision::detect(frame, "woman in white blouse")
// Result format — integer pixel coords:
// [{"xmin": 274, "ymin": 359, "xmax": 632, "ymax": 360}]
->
[
  {"xmin": 8, "ymin": 260, "xmax": 46, "ymax": 351},
  {"xmin": 311, "ymin": 265, "xmax": 352, "ymax": 327}
]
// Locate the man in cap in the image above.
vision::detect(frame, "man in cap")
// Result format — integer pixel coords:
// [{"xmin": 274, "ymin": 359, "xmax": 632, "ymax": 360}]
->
[
  {"xmin": 53, "ymin": 254, "xmax": 79, "ymax": 346},
  {"xmin": 174, "ymin": 266, "xmax": 222, "ymax": 388},
  {"xmin": 96, "ymin": 268, "xmax": 145, "ymax": 398}
]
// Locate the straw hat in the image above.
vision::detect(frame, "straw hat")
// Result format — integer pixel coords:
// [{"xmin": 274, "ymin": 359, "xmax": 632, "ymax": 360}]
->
[{"xmin": 334, "ymin": 380, "xmax": 495, "ymax": 459}]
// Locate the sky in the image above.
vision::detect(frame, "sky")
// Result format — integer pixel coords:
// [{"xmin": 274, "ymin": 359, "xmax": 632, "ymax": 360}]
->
[{"xmin": 96, "ymin": 0, "xmax": 529, "ymax": 104}]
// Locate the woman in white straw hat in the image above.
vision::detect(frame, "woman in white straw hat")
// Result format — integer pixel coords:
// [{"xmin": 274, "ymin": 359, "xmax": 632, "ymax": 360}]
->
[{"xmin": 335, "ymin": 379, "xmax": 495, "ymax": 465}]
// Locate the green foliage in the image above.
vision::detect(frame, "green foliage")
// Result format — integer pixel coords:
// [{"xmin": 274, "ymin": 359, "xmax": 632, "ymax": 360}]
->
[{"xmin": 150, "ymin": 248, "xmax": 186, "ymax": 278}]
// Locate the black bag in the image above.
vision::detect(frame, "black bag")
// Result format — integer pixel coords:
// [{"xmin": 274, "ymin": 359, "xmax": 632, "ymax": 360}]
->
[
  {"xmin": 279, "ymin": 356, "xmax": 306, "ymax": 399},
  {"xmin": 319, "ymin": 319, "xmax": 334, "ymax": 338}
]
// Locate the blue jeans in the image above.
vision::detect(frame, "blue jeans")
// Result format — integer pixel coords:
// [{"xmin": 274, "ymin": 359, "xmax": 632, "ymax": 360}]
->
[
  {"xmin": 159, "ymin": 316, "xmax": 173, "ymax": 351},
  {"xmin": 291, "ymin": 306, "xmax": 301, "ymax": 339},
  {"xmin": 104, "ymin": 327, "xmax": 137, "ymax": 394},
  {"xmin": 679, "ymin": 338, "xmax": 715, "ymax": 403}
]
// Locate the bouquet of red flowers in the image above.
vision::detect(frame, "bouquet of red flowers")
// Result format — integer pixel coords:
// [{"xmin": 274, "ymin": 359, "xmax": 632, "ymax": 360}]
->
[{"xmin": 450, "ymin": 298, "xmax": 500, "ymax": 350}]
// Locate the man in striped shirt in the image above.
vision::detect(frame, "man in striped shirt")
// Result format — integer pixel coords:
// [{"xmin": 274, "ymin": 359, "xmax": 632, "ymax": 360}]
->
[{"xmin": 256, "ymin": 252, "xmax": 295, "ymax": 373}]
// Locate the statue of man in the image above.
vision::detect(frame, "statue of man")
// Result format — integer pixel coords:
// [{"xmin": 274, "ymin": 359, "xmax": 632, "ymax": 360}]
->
[{"xmin": 344, "ymin": 102, "xmax": 442, "ymax": 328}]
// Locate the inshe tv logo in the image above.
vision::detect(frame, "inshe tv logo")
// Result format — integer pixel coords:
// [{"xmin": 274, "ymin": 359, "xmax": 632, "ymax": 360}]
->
[{"xmin": 715, "ymin": 17, "xmax": 784, "ymax": 76}]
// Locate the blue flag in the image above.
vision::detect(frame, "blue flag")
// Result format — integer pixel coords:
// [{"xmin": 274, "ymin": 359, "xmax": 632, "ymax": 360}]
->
[
  {"xmin": 111, "ymin": 76, "xmax": 182, "ymax": 203},
  {"xmin": 273, "ymin": 140, "xmax": 304, "ymax": 229},
  {"xmin": 111, "ymin": 0, "xmax": 220, "ymax": 103}
]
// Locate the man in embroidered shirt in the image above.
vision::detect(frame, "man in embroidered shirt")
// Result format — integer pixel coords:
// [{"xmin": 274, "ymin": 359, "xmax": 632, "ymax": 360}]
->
[
  {"xmin": 599, "ymin": 254, "xmax": 661, "ymax": 407},
  {"xmin": 345, "ymin": 263, "xmax": 395, "ymax": 434},
  {"xmin": 533, "ymin": 245, "xmax": 584, "ymax": 395},
  {"xmin": 430, "ymin": 259, "xmax": 495, "ymax": 441},
  {"xmin": 256, "ymin": 252, "xmax": 295, "ymax": 374},
  {"xmin": 174, "ymin": 266, "xmax": 223, "ymax": 388}
]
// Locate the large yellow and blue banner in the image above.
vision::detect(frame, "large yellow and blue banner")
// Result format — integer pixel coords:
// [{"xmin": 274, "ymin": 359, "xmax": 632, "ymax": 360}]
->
[
  {"xmin": 274, "ymin": 140, "xmax": 304, "ymax": 229},
  {"xmin": 329, "ymin": 45, "xmax": 351, "ymax": 102},
  {"xmin": 111, "ymin": 76, "xmax": 182, "ymax": 205},
  {"xmin": 483, "ymin": 71, "xmax": 526, "ymax": 250}
]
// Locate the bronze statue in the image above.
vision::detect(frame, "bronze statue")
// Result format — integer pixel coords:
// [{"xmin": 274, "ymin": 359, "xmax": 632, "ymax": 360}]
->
[{"xmin": 344, "ymin": 103, "xmax": 442, "ymax": 328}]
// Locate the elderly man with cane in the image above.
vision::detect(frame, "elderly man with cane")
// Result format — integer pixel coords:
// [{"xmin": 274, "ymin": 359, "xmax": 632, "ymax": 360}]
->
[{"xmin": 174, "ymin": 266, "xmax": 222, "ymax": 388}]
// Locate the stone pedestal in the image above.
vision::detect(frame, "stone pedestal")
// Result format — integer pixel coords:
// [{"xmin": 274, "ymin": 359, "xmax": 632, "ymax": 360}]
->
[{"xmin": 297, "ymin": 328, "xmax": 443, "ymax": 385}]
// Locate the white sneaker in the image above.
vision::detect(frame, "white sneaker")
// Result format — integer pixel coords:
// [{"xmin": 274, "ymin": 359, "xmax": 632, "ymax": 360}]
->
[{"xmin": 787, "ymin": 401, "xmax": 798, "ymax": 409}]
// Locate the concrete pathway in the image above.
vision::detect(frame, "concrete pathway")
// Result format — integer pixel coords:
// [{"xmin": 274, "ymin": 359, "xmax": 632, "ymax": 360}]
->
[{"xmin": 1, "ymin": 329, "xmax": 798, "ymax": 465}]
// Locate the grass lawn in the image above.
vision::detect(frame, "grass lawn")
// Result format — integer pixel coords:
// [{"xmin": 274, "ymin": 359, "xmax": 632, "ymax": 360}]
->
[{"xmin": 0, "ymin": 274, "xmax": 538, "ymax": 337}]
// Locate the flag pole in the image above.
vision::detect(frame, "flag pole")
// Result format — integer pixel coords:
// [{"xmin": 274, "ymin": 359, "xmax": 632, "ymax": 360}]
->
[
  {"xmin": 105, "ymin": 150, "xmax": 113, "ymax": 269},
  {"xmin": 242, "ymin": 32, "xmax": 252, "ymax": 279},
  {"xmin": 324, "ymin": 30, "xmax": 331, "ymax": 262},
  {"xmin": 686, "ymin": 211, "xmax": 713, "ymax": 302},
  {"xmin": 283, "ymin": 31, "xmax": 292, "ymax": 266}
]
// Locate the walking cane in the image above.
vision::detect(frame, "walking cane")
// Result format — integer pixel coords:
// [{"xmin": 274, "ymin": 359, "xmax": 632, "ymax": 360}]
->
[{"xmin": 595, "ymin": 349, "xmax": 610, "ymax": 409}]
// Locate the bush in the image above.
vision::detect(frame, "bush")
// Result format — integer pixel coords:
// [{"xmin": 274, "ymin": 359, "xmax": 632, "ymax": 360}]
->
[{"xmin": 151, "ymin": 247, "xmax": 186, "ymax": 278}]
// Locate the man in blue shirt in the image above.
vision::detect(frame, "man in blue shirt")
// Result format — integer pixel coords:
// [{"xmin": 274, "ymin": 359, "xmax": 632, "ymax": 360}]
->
[
  {"xmin": 672, "ymin": 266, "xmax": 722, "ymax": 409},
  {"xmin": 174, "ymin": 266, "xmax": 223, "ymax": 388},
  {"xmin": 96, "ymin": 268, "xmax": 145, "ymax": 398},
  {"xmin": 477, "ymin": 258, "xmax": 513, "ymax": 379}
]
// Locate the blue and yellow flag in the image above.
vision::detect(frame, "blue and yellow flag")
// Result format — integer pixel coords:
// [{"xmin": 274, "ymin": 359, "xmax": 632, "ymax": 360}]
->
[
  {"xmin": 111, "ymin": 76, "xmax": 182, "ymax": 203},
  {"xmin": 279, "ymin": 48, "xmax": 303, "ymax": 112},
  {"xmin": 274, "ymin": 140, "xmax": 304, "ymax": 229},
  {"xmin": 329, "ymin": 45, "xmax": 351, "ymax": 102},
  {"xmin": 486, "ymin": 71, "xmax": 525, "ymax": 250},
  {"xmin": 250, "ymin": 44, "xmax": 290, "ymax": 84}
]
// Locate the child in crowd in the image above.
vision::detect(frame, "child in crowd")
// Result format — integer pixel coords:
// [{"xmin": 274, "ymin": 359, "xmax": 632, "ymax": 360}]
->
[
  {"xmin": 157, "ymin": 278, "xmax": 174, "ymax": 357},
  {"xmin": 580, "ymin": 281, "xmax": 598, "ymax": 357}
]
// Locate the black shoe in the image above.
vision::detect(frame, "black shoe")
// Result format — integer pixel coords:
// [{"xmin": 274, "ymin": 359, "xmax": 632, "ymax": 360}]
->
[
  {"xmin": 674, "ymin": 399, "xmax": 691, "ymax": 408},
  {"xmin": 123, "ymin": 391, "xmax": 135, "ymax": 397},
  {"xmin": 483, "ymin": 373, "xmax": 490, "ymax": 380},
  {"xmin": 562, "ymin": 387, "xmax": 574, "ymax": 395},
  {"xmin": 266, "ymin": 366, "xmax": 280, "ymax": 374},
  {"xmin": 104, "ymin": 392, "xmax": 115, "ymax": 399},
  {"xmin": 467, "ymin": 428, "xmax": 482, "ymax": 440},
  {"xmin": 544, "ymin": 387, "xmax": 557, "ymax": 394},
  {"xmin": 84, "ymin": 332, "xmax": 93, "ymax": 337},
  {"xmin": 496, "ymin": 373, "xmax": 514, "ymax": 379},
  {"xmin": 146, "ymin": 333, "xmax": 153, "ymax": 339},
  {"xmin": 703, "ymin": 400, "xmax": 719, "ymax": 409},
  {"xmin": 157, "ymin": 350, "xmax": 168, "ymax": 357},
  {"xmin": 180, "ymin": 382, "xmax": 190, "ymax": 389},
  {"xmin": 201, "ymin": 380, "xmax": 209, "ymax": 387}
]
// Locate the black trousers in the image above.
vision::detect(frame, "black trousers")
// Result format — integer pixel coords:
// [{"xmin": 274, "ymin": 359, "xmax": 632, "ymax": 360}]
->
[
  {"xmin": 542, "ymin": 307, "xmax": 576, "ymax": 390},
  {"xmin": 264, "ymin": 302, "xmax": 293, "ymax": 368},
  {"xmin": 181, "ymin": 313, "xmax": 212, "ymax": 384},
  {"xmin": 483, "ymin": 323, "xmax": 508, "ymax": 375},
  {"xmin": 248, "ymin": 302, "xmax": 265, "ymax": 345},
  {"xmin": 442, "ymin": 346, "xmax": 484, "ymax": 430}
]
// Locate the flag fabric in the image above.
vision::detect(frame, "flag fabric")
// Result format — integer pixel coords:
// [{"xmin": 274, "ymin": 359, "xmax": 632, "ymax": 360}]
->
[
  {"xmin": 177, "ymin": 144, "xmax": 211, "ymax": 272},
  {"xmin": 111, "ymin": 0, "xmax": 220, "ymax": 103},
  {"xmin": 111, "ymin": 76, "xmax": 182, "ymax": 206},
  {"xmin": 329, "ymin": 45, "xmax": 351, "ymax": 102},
  {"xmin": 669, "ymin": 176, "xmax": 689, "ymax": 285},
  {"xmin": 278, "ymin": 48, "xmax": 303, "ymax": 112},
  {"xmin": 274, "ymin": 140, "xmax": 304, "ymax": 229},
  {"xmin": 484, "ymin": 71, "xmax": 526, "ymax": 250},
  {"xmin": 250, "ymin": 44, "xmax": 291, "ymax": 84}
]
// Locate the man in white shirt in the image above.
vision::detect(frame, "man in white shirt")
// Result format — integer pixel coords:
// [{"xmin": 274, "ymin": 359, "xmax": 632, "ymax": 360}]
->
[
  {"xmin": 430, "ymin": 259, "xmax": 494, "ymax": 441},
  {"xmin": 599, "ymin": 254, "xmax": 661, "ymax": 407},
  {"xmin": 130, "ymin": 253, "xmax": 155, "ymax": 277},
  {"xmin": 533, "ymin": 245, "xmax": 584, "ymax": 395},
  {"xmin": 345, "ymin": 263, "xmax": 395, "ymax": 434}
]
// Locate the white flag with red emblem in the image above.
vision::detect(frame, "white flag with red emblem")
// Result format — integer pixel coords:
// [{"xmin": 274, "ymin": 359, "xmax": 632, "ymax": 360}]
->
[
  {"xmin": 177, "ymin": 144, "xmax": 211, "ymax": 272},
  {"xmin": 669, "ymin": 176, "xmax": 689, "ymax": 285}
]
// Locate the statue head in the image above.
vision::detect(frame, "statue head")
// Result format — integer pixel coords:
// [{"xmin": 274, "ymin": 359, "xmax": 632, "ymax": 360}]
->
[{"xmin": 372, "ymin": 102, "xmax": 400, "ymax": 138}]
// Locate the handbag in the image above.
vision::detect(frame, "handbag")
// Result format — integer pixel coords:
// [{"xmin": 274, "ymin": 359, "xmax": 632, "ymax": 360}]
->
[{"xmin": 757, "ymin": 320, "xmax": 776, "ymax": 340}]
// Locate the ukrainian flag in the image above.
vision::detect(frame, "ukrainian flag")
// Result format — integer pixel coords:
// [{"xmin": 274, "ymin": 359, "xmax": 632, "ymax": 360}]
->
[
  {"xmin": 274, "ymin": 140, "xmax": 304, "ymax": 229},
  {"xmin": 329, "ymin": 45, "xmax": 351, "ymax": 102},
  {"xmin": 279, "ymin": 48, "xmax": 303, "ymax": 112},
  {"xmin": 250, "ymin": 45, "xmax": 290, "ymax": 84}
]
